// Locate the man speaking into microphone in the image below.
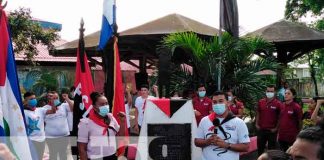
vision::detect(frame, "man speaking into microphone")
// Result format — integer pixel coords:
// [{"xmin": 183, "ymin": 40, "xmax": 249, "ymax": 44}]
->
[{"xmin": 194, "ymin": 91, "xmax": 250, "ymax": 160}]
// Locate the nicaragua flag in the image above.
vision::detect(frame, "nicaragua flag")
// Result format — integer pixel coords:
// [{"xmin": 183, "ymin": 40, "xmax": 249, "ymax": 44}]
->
[
  {"xmin": 0, "ymin": 8, "xmax": 32, "ymax": 160},
  {"xmin": 98, "ymin": 0, "xmax": 116, "ymax": 50}
]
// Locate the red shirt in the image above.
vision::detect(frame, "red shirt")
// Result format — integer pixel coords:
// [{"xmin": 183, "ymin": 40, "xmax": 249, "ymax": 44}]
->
[
  {"xmin": 229, "ymin": 101, "xmax": 244, "ymax": 115},
  {"xmin": 257, "ymin": 98, "xmax": 282, "ymax": 130},
  {"xmin": 278, "ymin": 101, "xmax": 303, "ymax": 143},
  {"xmin": 192, "ymin": 96, "xmax": 212, "ymax": 124}
]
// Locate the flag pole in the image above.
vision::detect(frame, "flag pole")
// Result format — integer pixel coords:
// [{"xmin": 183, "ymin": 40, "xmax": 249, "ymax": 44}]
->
[{"xmin": 217, "ymin": 0, "xmax": 224, "ymax": 91}]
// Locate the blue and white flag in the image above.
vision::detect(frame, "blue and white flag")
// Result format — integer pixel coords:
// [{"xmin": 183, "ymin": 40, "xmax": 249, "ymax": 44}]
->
[
  {"xmin": 0, "ymin": 8, "xmax": 32, "ymax": 160},
  {"xmin": 98, "ymin": 0, "xmax": 116, "ymax": 50}
]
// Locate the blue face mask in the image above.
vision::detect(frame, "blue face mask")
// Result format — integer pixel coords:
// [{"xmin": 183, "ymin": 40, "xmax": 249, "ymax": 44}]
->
[
  {"xmin": 54, "ymin": 99, "xmax": 61, "ymax": 107},
  {"xmin": 98, "ymin": 105, "xmax": 110, "ymax": 117},
  {"xmin": 198, "ymin": 91, "xmax": 206, "ymax": 98},
  {"xmin": 28, "ymin": 99, "xmax": 37, "ymax": 108},
  {"xmin": 213, "ymin": 103, "xmax": 226, "ymax": 115}
]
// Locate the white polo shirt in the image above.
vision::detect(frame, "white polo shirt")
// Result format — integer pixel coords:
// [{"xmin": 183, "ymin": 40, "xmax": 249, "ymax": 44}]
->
[
  {"xmin": 77, "ymin": 113, "xmax": 120, "ymax": 159},
  {"xmin": 24, "ymin": 107, "xmax": 47, "ymax": 142},
  {"xmin": 196, "ymin": 116, "xmax": 250, "ymax": 160},
  {"xmin": 44, "ymin": 103, "xmax": 70, "ymax": 138},
  {"xmin": 134, "ymin": 96, "xmax": 155, "ymax": 126}
]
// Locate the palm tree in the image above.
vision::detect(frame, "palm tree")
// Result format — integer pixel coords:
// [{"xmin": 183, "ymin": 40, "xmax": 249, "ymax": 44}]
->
[{"xmin": 162, "ymin": 32, "xmax": 278, "ymax": 119}]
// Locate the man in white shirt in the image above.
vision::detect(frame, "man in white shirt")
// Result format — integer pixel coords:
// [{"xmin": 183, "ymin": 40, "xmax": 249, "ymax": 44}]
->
[
  {"xmin": 44, "ymin": 91, "xmax": 73, "ymax": 160},
  {"xmin": 23, "ymin": 92, "xmax": 47, "ymax": 160},
  {"xmin": 134, "ymin": 84, "xmax": 155, "ymax": 134},
  {"xmin": 195, "ymin": 91, "xmax": 250, "ymax": 160}
]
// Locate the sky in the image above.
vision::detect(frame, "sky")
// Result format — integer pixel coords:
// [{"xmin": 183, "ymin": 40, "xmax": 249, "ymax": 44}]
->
[{"xmin": 7, "ymin": 0, "xmax": 287, "ymax": 41}]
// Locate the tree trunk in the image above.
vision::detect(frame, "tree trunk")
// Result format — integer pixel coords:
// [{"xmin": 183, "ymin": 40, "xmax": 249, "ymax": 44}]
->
[{"xmin": 308, "ymin": 54, "xmax": 319, "ymax": 96}]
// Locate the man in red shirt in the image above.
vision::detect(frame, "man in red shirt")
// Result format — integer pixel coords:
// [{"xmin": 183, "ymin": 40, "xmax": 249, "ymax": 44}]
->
[
  {"xmin": 255, "ymin": 85, "xmax": 282, "ymax": 156},
  {"xmin": 192, "ymin": 84, "xmax": 212, "ymax": 125}
]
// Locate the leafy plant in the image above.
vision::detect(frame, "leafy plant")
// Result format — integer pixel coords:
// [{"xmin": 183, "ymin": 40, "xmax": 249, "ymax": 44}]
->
[
  {"xmin": 31, "ymin": 70, "xmax": 70, "ymax": 95},
  {"xmin": 162, "ymin": 32, "xmax": 278, "ymax": 119}
]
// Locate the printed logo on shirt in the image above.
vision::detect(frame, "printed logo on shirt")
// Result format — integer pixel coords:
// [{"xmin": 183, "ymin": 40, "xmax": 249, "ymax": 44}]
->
[
  {"xmin": 270, "ymin": 106, "xmax": 277, "ymax": 110},
  {"xmin": 224, "ymin": 125, "xmax": 236, "ymax": 131},
  {"xmin": 204, "ymin": 103, "xmax": 209, "ymax": 106},
  {"xmin": 288, "ymin": 110, "xmax": 294, "ymax": 114}
]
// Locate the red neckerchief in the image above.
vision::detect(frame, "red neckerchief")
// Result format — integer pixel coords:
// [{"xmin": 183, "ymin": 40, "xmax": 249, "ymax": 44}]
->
[
  {"xmin": 208, "ymin": 112, "xmax": 217, "ymax": 131},
  {"xmin": 89, "ymin": 111, "xmax": 109, "ymax": 135},
  {"xmin": 142, "ymin": 99, "xmax": 147, "ymax": 114}
]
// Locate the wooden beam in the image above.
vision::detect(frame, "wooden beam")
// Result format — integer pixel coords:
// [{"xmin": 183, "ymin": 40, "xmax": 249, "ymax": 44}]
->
[{"xmin": 125, "ymin": 60, "xmax": 140, "ymax": 69}]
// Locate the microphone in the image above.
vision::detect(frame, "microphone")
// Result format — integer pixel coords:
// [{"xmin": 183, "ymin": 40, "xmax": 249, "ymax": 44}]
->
[{"xmin": 213, "ymin": 118, "xmax": 220, "ymax": 134}]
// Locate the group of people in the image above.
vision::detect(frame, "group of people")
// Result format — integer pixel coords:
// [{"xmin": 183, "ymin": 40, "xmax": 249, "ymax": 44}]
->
[
  {"xmin": 191, "ymin": 83, "xmax": 324, "ymax": 160},
  {"xmin": 13, "ymin": 82, "xmax": 324, "ymax": 160}
]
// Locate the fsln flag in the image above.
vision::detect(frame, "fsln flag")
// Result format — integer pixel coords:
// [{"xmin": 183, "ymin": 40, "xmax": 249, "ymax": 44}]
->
[
  {"xmin": 98, "ymin": 0, "xmax": 116, "ymax": 50},
  {"xmin": 71, "ymin": 20, "xmax": 95, "ymax": 138},
  {"xmin": 0, "ymin": 7, "xmax": 32, "ymax": 160}
]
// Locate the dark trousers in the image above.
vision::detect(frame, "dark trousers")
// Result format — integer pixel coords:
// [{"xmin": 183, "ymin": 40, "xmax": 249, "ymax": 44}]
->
[
  {"xmin": 279, "ymin": 140, "xmax": 293, "ymax": 152},
  {"xmin": 30, "ymin": 140, "xmax": 46, "ymax": 160},
  {"xmin": 89, "ymin": 154, "xmax": 117, "ymax": 160},
  {"xmin": 257, "ymin": 129, "xmax": 278, "ymax": 155},
  {"xmin": 46, "ymin": 137, "xmax": 69, "ymax": 160}
]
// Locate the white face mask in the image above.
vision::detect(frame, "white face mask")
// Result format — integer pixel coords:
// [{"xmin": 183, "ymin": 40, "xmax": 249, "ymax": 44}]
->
[
  {"xmin": 228, "ymin": 96, "xmax": 233, "ymax": 101},
  {"xmin": 266, "ymin": 92, "xmax": 275, "ymax": 99}
]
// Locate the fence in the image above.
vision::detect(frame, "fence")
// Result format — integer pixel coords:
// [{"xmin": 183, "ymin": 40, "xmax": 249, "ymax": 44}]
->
[{"xmin": 287, "ymin": 78, "xmax": 324, "ymax": 98}]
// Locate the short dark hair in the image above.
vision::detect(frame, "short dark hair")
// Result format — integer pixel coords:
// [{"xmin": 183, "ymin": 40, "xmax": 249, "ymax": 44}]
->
[
  {"xmin": 212, "ymin": 91, "xmax": 228, "ymax": 100},
  {"xmin": 90, "ymin": 92, "xmax": 104, "ymax": 105},
  {"xmin": 267, "ymin": 84, "xmax": 276, "ymax": 89},
  {"xmin": 197, "ymin": 83, "xmax": 205, "ymax": 90},
  {"xmin": 140, "ymin": 84, "xmax": 149, "ymax": 90},
  {"xmin": 61, "ymin": 88, "xmax": 70, "ymax": 94},
  {"xmin": 265, "ymin": 150, "xmax": 291, "ymax": 160},
  {"xmin": 297, "ymin": 120, "xmax": 324, "ymax": 159},
  {"xmin": 70, "ymin": 86, "xmax": 76, "ymax": 92},
  {"xmin": 23, "ymin": 92, "xmax": 35, "ymax": 99}
]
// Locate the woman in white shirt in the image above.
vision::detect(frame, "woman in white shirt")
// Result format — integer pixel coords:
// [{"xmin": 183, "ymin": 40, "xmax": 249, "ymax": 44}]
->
[
  {"xmin": 78, "ymin": 92, "xmax": 126, "ymax": 160},
  {"xmin": 23, "ymin": 92, "xmax": 47, "ymax": 160}
]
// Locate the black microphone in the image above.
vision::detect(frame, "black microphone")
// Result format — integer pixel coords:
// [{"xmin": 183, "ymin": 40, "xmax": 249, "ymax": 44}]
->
[{"xmin": 213, "ymin": 118, "xmax": 220, "ymax": 134}]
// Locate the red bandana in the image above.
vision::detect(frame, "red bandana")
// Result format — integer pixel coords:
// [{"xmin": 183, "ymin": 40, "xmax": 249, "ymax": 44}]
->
[{"xmin": 89, "ymin": 110, "xmax": 109, "ymax": 135}]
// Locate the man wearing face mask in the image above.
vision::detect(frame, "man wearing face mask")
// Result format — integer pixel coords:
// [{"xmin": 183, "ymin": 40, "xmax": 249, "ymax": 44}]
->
[
  {"xmin": 43, "ymin": 91, "xmax": 73, "ymax": 160},
  {"xmin": 195, "ymin": 91, "xmax": 250, "ymax": 160},
  {"xmin": 192, "ymin": 84, "xmax": 213, "ymax": 125},
  {"xmin": 23, "ymin": 92, "xmax": 47, "ymax": 160},
  {"xmin": 255, "ymin": 85, "xmax": 282, "ymax": 156}
]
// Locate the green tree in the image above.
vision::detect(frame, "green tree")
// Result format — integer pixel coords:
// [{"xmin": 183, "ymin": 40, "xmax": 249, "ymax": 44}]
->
[
  {"xmin": 162, "ymin": 32, "xmax": 278, "ymax": 118},
  {"xmin": 285, "ymin": 0, "xmax": 323, "ymax": 96},
  {"xmin": 8, "ymin": 8, "xmax": 59, "ymax": 62}
]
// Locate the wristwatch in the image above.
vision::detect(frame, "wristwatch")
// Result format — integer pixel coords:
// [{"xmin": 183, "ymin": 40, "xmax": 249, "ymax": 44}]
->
[{"xmin": 227, "ymin": 143, "xmax": 232, "ymax": 150}]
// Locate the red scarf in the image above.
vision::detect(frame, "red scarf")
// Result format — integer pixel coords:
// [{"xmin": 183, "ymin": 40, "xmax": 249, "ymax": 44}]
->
[
  {"xmin": 89, "ymin": 110, "xmax": 109, "ymax": 135},
  {"xmin": 208, "ymin": 112, "xmax": 217, "ymax": 131}
]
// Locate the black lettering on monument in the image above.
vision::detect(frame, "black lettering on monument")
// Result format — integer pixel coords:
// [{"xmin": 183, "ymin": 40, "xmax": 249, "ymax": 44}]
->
[{"xmin": 148, "ymin": 124, "xmax": 191, "ymax": 160}]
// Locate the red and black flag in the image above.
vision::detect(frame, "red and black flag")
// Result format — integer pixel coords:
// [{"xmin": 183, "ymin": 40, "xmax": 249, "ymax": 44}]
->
[{"xmin": 71, "ymin": 20, "xmax": 94, "ymax": 154}]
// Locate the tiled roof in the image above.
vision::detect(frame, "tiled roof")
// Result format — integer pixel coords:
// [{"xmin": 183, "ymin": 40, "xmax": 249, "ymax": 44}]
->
[{"xmin": 15, "ymin": 39, "xmax": 77, "ymax": 62}]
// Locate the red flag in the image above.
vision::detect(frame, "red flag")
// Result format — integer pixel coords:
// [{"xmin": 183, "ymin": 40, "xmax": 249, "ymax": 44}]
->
[
  {"xmin": 111, "ymin": 37, "xmax": 129, "ymax": 156},
  {"xmin": 71, "ymin": 20, "xmax": 94, "ymax": 138}
]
